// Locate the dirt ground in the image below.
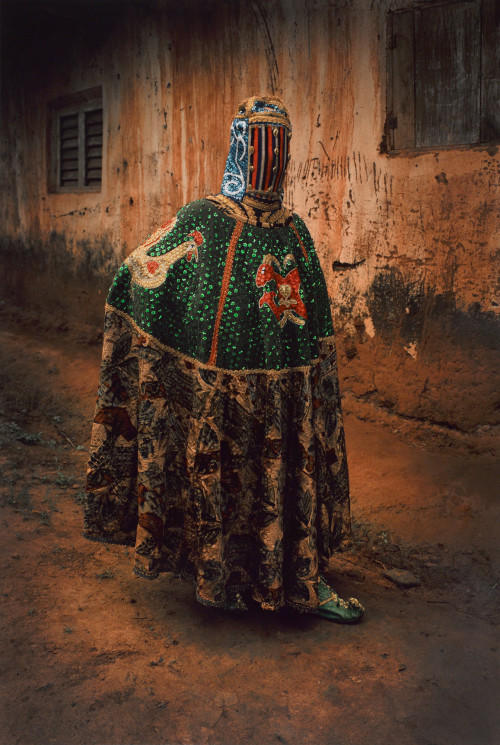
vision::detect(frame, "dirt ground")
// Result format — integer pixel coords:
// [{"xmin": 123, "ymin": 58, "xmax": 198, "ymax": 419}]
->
[{"xmin": 0, "ymin": 306, "xmax": 498, "ymax": 745}]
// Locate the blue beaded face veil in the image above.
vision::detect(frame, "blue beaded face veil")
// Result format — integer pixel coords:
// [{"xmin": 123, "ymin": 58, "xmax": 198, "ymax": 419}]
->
[{"xmin": 221, "ymin": 96, "xmax": 292, "ymax": 202}]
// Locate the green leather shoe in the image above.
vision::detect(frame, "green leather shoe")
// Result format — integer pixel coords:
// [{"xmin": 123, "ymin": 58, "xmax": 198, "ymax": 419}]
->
[{"xmin": 317, "ymin": 576, "xmax": 364, "ymax": 624}]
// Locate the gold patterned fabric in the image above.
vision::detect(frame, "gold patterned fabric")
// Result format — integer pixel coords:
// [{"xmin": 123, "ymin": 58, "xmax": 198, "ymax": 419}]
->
[{"xmin": 84, "ymin": 306, "xmax": 351, "ymax": 613}]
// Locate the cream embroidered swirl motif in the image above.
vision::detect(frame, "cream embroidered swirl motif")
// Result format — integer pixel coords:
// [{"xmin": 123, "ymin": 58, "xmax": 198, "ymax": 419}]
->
[{"xmin": 126, "ymin": 218, "xmax": 203, "ymax": 289}]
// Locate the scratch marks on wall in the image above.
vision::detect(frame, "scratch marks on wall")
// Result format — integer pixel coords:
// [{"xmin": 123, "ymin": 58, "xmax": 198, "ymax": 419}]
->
[{"xmin": 289, "ymin": 151, "xmax": 394, "ymax": 198}]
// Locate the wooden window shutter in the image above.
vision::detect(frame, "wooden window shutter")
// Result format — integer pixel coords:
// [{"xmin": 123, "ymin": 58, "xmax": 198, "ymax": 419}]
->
[
  {"xmin": 59, "ymin": 113, "xmax": 79, "ymax": 187},
  {"xmin": 415, "ymin": 2, "xmax": 481, "ymax": 148},
  {"xmin": 85, "ymin": 108, "xmax": 103, "ymax": 186},
  {"xmin": 481, "ymin": 0, "xmax": 500, "ymax": 142},
  {"xmin": 48, "ymin": 87, "xmax": 102, "ymax": 193}
]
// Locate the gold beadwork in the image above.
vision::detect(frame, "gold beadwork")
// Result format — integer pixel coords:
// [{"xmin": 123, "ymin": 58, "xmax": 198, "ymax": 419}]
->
[
  {"xmin": 208, "ymin": 221, "xmax": 244, "ymax": 366},
  {"xmin": 233, "ymin": 96, "xmax": 292, "ymax": 131},
  {"xmin": 205, "ymin": 194, "xmax": 293, "ymax": 228}
]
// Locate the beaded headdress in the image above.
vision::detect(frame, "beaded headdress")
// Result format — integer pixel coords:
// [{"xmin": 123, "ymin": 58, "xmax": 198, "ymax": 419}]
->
[{"xmin": 221, "ymin": 96, "xmax": 292, "ymax": 202}]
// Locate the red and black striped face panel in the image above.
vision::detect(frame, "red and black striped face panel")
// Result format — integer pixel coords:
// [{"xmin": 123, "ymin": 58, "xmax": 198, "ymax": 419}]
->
[{"xmin": 248, "ymin": 125, "xmax": 289, "ymax": 193}]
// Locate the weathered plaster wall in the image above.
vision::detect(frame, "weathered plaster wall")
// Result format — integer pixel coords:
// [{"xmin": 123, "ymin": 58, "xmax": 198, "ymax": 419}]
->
[{"xmin": 1, "ymin": 0, "xmax": 498, "ymax": 431}]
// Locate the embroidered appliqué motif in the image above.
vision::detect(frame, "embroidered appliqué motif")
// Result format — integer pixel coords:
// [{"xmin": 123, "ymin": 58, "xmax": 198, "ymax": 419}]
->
[
  {"xmin": 126, "ymin": 221, "xmax": 203, "ymax": 289},
  {"xmin": 255, "ymin": 253, "xmax": 307, "ymax": 328},
  {"xmin": 221, "ymin": 118, "xmax": 249, "ymax": 201}
]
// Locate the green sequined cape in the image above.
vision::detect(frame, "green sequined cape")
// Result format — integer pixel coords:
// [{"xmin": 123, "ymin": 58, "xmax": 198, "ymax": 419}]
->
[{"xmin": 84, "ymin": 198, "xmax": 351, "ymax": 613}]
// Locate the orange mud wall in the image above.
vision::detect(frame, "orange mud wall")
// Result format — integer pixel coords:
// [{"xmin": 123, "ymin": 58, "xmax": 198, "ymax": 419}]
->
[{"xmin": 1, "ymin": 0, "xmax": 498, "ymax": 432}]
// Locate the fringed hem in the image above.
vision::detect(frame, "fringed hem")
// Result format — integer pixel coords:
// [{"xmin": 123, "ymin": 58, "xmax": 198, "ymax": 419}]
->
[
  {"xmin": 84, "ymin": 531, "xmax": 324, "ymax": 615},
  {"xmin": 83, "ymin": 528, "xmax": 344, "ymax": 616},
  {"xmin": 82, "ymin": 530, "xmax": 135, "ymax": 548},
  {"xmin": 194, "ymin": 584, "xmax": 321, "ymax": 616},
  {"xmin": 133, "ymin": 565, "xmax": 160, "ymax": 581},
  {"xmin": 285, "ymin": 599, "xmax": 319, "ymax": 615}
]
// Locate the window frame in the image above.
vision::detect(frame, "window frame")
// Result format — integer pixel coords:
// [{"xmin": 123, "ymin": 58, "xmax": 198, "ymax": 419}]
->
[
  {"xmin": 48, "ymin": 87, "xmax": 104, "ymax": 193},
  {"xmin": 384, "ymin": 0, "xmax": 500, "ymax": 155}
]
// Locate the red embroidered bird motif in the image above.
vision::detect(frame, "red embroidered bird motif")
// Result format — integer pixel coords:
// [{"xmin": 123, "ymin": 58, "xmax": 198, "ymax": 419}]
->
[{"xmin": 255, "ymin": 253, "xmax": 307, "ymax": 328}]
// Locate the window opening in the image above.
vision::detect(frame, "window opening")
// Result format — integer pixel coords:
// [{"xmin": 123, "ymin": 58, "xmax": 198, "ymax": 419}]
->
[
  {"xmin": 48, "ymin": 87, "xmax": 103, "ymax": 192},
  {"xmin": 385, "ymin": 0, "xmax": 500, "ymax": 152}
]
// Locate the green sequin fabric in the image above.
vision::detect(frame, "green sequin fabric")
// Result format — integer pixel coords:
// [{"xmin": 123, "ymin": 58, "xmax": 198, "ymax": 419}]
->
[
  {"xmin": 84, "ymin": 199, "xmax": 351, "ymax": 613},
  {"xmin": 109, "ymin": 199, "xmax": 334, "ymax": 370}
]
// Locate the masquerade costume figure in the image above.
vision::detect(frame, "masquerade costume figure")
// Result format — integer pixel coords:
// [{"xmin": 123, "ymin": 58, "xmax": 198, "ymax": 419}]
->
[{"xmin": 84, "ymin": 97, "xmax": 364, "ymax": 623}]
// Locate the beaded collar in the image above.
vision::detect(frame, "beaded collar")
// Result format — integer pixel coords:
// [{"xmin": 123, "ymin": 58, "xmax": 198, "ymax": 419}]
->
[{"xmin": 206, "ymin": 193, "xmax": 293, "ymax": 228}]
